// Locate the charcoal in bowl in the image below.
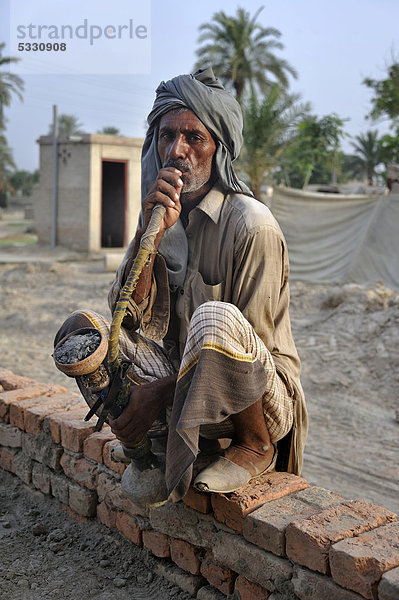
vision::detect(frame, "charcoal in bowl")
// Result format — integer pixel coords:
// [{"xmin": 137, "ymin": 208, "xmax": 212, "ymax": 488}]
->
[{"xmin": 54, "ymin": 331, "xmax": 101, "ymax": 364}]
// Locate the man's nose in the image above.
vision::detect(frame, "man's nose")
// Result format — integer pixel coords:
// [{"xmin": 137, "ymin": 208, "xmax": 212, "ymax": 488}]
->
[{"xmin": 169, "ymin": 134, "xmax": 187, "ymax": 159}]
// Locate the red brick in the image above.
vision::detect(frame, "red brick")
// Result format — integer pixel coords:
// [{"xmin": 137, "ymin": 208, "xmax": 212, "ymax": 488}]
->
[
  {"xmin": 103, "ymin": 439, "xmax": 126, "ymax": 474},
  {"xmin": 142, "ymin": 530, "xmax": 170, "ymax": 558},
  {"xmin": 0, "ymin": 447, "xmax": 18, "ymax": 473},
  {"xmin": 11, "ymin": 392, "xmax": 82, "ymax": 433},
  {"xmin": 97, "ymin": 501, "xmax": 117, "ymax": 528},
  {"xmin": 116, "ymin": 512, "xmax": 142, "ymax": 545},
  {"xmin": 50, "ymin": 472, "xmax": 69, "ymax": 504},
  {"xmin": 212, "ymin": 472, "xmax": 309, "ymax": 532},
  {"xmin": 32, "ymin": 461, "xmax": 51, "ymax": 494},
  {"xmin": 14, "ymin": 452, "xmax": 32, "ymax": 484},
  {"xmin": 9, "ymin": 395, "xmax": 44, "ymax": 429},
  {"xmin": 286, "ymin": 501, "xmax": 397, "ymax": 575},
  {"xmin": 60, "ymin": 416, "xmax": 97, "ymax": 452},
  {"xmin": 200, "ymin": 551, "xmax": 236, "ymax": 594},
  {"xmin": 292, "ymin": 565, "xmax": 367, "ymax": 600},
  {"xmin": 22, "ymin": 431, "xmax": 63, "ymax": 471},
  {"xmin": 154, "ymin": 561, "xmax": 206, "ymax": 597},
  {"xmin": 97, "ymin": 471, "xmax": 146, "ymax": 516},
  {"xmin": 48, "ymin": 407, "xmax": 89, "ymax": 444},
  {"xmin": 149, "ymin": 497, "xmax": 216, "ymax": 548},
  {"xmin": 330, "ymin": 522, "xmax": 399, "ymax": 599},
  {"xmin": 170, "ymin": 538, "xmax": 202, "ymax": 575},
  {"xmin": 234, "ymin": 575, "xmax": 270, "ymax": 600},
  {"xmin": 379, "ymin": 566, "xmax": 399, "ymax": 600},
  {"xmin": 60, "ymin": 453, "xmax": 99, "ymax": 490},
  {"xmin": 83, "ymin": 427, "xmax": 115, "ymax": 463},
  {"xmin": 62, "ymin": 503, "xmax": 89, "ymax": 523},
  {"xmin": 24, "ymin": 393, "xmax": 83, "ymax": 434},
  {"xmin": 0, "ymin": 384, "xmax": 65, "ymax": 422},
  {"xmin": 0, "ymin": 422, "xmax": 22, "ymax": 447},
  {"xmin": 183, "ymin": 486, "xmax": 212, "ymax": 514},
  {"xmin": 0, "ymin": 367, "xmax": 38, "ymax": 390},
  {"xmin": 96, "ymin": 470, "xmax": 121, "ymax": 504},
  {"xmin": 243, "ymin": 486, "xmax": 344, "ymax": 556},
  {"xmin": 68, "ymin": 480, "xmax": 97, "ymax": 517},
  {"xmin": 212, "ymin": 530, "xmax": 293, "ymax": 592}
]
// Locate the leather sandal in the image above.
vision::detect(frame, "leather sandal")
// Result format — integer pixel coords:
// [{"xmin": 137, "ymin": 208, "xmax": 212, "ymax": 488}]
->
[{"xmin": 193, "ymin": 443, "xmax": 277, "ymax": 494}]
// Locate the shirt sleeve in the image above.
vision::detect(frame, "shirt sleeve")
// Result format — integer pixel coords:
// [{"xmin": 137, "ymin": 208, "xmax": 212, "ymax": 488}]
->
[{"xmin": 108, "ymin": 239, "xmax": 170, "ymax": 341}]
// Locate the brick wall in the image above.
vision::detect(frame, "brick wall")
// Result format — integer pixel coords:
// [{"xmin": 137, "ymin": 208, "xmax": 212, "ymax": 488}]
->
[{"xmin": 0, "ymin": 366, "xmax": 398, "ymax": 600}]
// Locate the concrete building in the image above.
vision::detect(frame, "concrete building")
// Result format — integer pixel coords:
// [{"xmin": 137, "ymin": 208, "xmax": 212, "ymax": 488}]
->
[{"xmin": 34, "ymin": 134, "xmax": 144, "ymax": 252}]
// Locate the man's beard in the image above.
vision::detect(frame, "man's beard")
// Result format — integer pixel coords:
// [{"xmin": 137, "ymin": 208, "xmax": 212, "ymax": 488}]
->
[{"xmin": 163, "ymin": 159, "xmax": 211, "ymax": 194}]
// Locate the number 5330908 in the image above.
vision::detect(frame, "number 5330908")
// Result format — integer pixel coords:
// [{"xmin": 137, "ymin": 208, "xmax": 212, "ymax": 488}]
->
[{"xmin": 18, "ymin": 42, "xmax": 67, "ymax": 51}]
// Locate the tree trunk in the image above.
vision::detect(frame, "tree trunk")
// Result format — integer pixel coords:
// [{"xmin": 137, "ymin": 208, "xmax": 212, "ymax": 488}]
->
[
  {"xmin": 367, "ymin": 164, "xmax": 373, "ymax": 186},
  {"xmin": 302, "ymin": 165, "xmax": 313, "ymax": 189},
  {"xmin": 251, "ymin": 178, "xmax": 263, "ymax": 200},
  {"xmin": 234, "ymin": 79, "xmax": 244, "ymax": 104}
]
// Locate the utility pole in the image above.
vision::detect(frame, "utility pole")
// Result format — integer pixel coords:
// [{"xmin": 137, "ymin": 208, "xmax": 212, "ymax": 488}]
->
[{"xmin": 51, "ymin": 105, "xmax": 59, "ymax": 249}]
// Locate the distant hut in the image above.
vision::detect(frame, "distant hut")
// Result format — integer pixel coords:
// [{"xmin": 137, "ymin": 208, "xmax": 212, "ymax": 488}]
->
[{"xmin": 34, "ymin": 134, "xmax": 143, "ymax": 252}]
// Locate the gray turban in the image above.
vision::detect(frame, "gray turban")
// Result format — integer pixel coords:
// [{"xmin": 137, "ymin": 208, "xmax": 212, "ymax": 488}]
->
[{"xmin": 140, "ymin": 68, "xmax": 252, "ymax": 291}]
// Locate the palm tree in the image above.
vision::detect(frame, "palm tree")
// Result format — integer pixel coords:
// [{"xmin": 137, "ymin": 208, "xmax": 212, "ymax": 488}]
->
[
  {"xmin": 48, "ymin": 114, "xmax": 85, "ymax": 137},
  {"xmin": 0, "ymin": 43, "xmax": 24, "ymax": 129},
  {"xmin": 8, "ymin": 169, "xmax": 39, "ymax": 197},
  {"xmin": 340, "ymin": 153, "xmax": 367, "ymax": 182},
  {"xmin": 238, "ymin": 86, "xmax": 309, "ymax": 198},
  {"xmin": 350, "ymin": 130, "xmax": 381, "ymax": 185},
  {"xmin": 194, "ymin": 6, "xmax": 297, "ymax": 104}
]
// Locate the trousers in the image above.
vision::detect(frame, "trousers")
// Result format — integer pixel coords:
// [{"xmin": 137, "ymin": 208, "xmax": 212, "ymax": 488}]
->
[{"xmin": 55, "ymin": 301, "xmax": 293, "ymax": 500}]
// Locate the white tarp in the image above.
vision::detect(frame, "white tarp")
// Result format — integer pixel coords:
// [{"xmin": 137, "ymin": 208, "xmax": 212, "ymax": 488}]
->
[{"xmin": 269, "ymin": 186, "xmax": 399, "ymax": 289}]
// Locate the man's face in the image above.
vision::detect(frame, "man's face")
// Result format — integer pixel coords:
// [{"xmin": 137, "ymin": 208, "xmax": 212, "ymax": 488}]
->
[{"xmin": 157, "ymin": 109, "xmax": 216, "ymax": 194}]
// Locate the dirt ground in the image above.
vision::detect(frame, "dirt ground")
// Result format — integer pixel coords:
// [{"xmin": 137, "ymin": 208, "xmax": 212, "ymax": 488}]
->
[
  {"xmin": 0, "ymin": 469, "xmax": 191, "ymax": 600},
  {"xmin": 0, "ymin": 214, "xmax": 398, "ymax": 598}
]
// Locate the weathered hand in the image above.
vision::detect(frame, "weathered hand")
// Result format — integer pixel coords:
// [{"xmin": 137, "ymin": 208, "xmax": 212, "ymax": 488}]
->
[
  {"xmin": 142, "ymin": 167, "xmax": 183, "ymax": 235},
  {"xmin": 108, "ymin": 374, "xmax": 177, "ymax": 447},
  {"xmin": 108, "ymin": 381, "xmax": 161, "ymax": 447}
]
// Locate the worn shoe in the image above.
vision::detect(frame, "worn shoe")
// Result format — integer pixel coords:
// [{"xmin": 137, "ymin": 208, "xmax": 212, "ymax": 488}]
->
[{"xmin": 193, "ymin": 443, "xmax": 277, "ymax": 494}]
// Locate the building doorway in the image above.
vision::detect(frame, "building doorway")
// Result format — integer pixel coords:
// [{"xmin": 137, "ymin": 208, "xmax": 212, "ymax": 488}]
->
[{"xmin": 101, "ymin": 160, "xmax": 127, "ymax": 247}]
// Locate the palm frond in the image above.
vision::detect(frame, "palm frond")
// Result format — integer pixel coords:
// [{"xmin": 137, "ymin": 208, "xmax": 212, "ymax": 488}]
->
[{"xmin": 194, "ymin": 6, "xmax": 297, "ymax": 102}]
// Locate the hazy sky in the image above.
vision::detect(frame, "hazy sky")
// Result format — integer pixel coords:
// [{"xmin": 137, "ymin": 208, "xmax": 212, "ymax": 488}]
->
[{"xmin": 1, "ymin": 0, "xmax": 398, "ymax": 171}]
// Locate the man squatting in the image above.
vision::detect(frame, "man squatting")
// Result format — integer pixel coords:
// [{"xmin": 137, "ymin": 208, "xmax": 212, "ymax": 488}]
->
[{"xmin": 55, "ymin": 69, "xmax": 308, "ymax": 501}]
